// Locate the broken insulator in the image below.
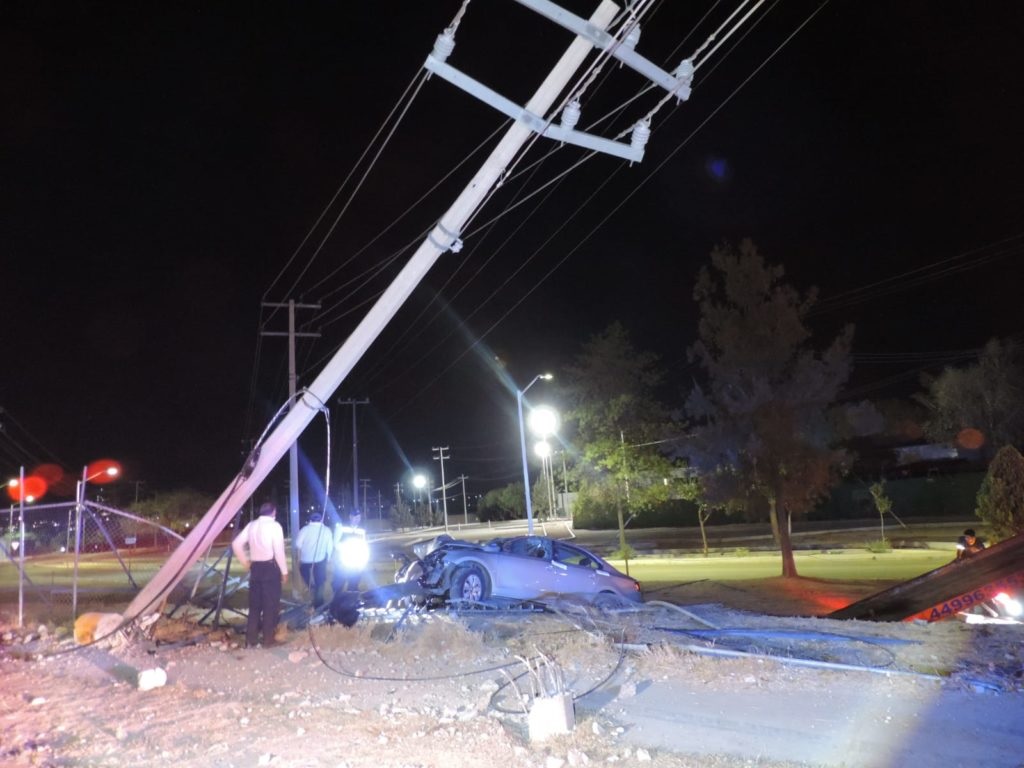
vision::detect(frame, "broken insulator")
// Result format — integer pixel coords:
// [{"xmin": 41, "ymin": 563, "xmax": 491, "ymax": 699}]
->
[
  {"xmin": 561, "ymin": 100, "xmax": 581, "ymax": 132},
  {"xmin": 630, "ymin": 118, "xmax": 651, "ymax": 151},
  {"xmin": 432, "ymin": 28, "xmax": 456, "ymax": 62}
]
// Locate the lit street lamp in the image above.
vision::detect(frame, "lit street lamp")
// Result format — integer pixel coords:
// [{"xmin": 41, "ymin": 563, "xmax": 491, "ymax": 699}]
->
[
  {"xmin": 73, "ymin": 461, "xmax": 121, "ymax": 618},
  {"xmin": 412, "ymin": 473, "xmax": 429, "ymax": 524},
  {"xmin": 516, "ymin": 373, "xmax": 552, "ymax": 535}
]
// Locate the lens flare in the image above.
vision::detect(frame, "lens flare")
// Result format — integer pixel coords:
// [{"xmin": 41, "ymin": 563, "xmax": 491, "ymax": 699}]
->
[
  {"xmin": 85, "ymin": 459, "xmax": 122, "ymax": 484},
  {"xmin": 6, "ymin": 475, "xmax": 48, "ymax": 501}
]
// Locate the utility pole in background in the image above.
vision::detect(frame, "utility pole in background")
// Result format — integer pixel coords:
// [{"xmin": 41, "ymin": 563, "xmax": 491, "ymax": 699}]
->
[
  {"xmin": 338, "ymin": 398, "xmax": 369, "ymax": 521},
  {"xmin": 262, "ymin": 300, "xmax": 320, "ymax": 582},
  {"xmin": 432, "ymin": 446, "xmax": 450, "ymax": 532}
]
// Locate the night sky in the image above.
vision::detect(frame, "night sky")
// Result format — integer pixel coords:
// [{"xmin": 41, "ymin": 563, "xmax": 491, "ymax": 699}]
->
[{"xmin": 3, "ymin": 1, "xmax": 1022, "ymax": 510}]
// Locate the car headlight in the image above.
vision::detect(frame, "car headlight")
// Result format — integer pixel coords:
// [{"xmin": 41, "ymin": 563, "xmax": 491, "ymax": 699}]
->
[{"xmin": 338, "ymin": 536, "xmax": 370, "ymax": 570}]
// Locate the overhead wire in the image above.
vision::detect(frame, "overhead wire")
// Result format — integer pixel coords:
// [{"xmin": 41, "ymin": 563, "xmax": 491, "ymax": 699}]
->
[
  {"xmin": 809, "ymin": 233, "xmax": 1024, "ymax": 316},
  {"xmin": 344, "ymin": 1, "xmax": 673, "ymax": 390},
  {"xmin": 261, "ymin": 68, "xmax": 431, "ymax": 310},
  {"xmin": 245, "ymin": 67, "xmax": 433, "ymax": 439},
  {"xmin": 260, "ymin": 0, "xmax": 824, "ymax": 436},
  {"xmin": 306, "ymin": 121, "xmax": 511, "ymax": 314},
  {"xmin": 0, "ymin": 407, "xmax": 66, "ymax": 469},
  {"xmin": 361, "ymin": 0, "xmax": 766, "ymax": 391},
  {"xmin": 352, "ymin": 158, "xmax": 554, "ymax": 387},
  {"xmin": 288, "ymin": 0, "xmax": 667, "ymax": 393},
  {"xmin": 364, "ymin": 164, "xmax": 573, "ymax": 393},
  {"xmin": 381, "ymin": 1, "xmax": 829, "ymax": 418},
  {"xmin": 452, "ymin": 0, "xmax": 661, "ymax": 241}
]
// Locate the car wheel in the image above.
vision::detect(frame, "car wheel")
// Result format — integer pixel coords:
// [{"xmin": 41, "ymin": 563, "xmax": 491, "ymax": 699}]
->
[
  {"xmin": 593, "ymin": 591, "xmax": 621, "ymax": 610},
  {"xmin": 451, "ymin": 564, "xmax": 489, "ymax": 603}
]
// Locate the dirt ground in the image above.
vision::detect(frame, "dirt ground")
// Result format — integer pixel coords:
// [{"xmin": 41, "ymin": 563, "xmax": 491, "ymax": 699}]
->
[{"xmin": 2, "ymin": 578, "xmax": 1023, "ymax": 768}]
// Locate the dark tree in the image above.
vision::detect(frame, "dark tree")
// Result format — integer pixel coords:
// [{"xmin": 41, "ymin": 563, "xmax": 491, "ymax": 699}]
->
[
  {"xmin": 975, "ymin": 445, "xmax": 1024, "ymax": 540},
  {"xmin": 560, "ymin": 322, "xmax": 676, "ymax": 552},
  {"xmin": 917, "ymin": 338, "xmax": 1024, "ymax": 459},
  {"xmin": 684, "ymin": 240, "xmax": 853, "ymax": 577}
]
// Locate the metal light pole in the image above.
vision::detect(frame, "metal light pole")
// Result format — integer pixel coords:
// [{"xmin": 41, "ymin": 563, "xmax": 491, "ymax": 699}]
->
[
  {"xmin": 433, "ymin": 446, "xmax": 450, "ymax": 533},
  {"xmin": 17, "ymin": 467, "xmax": 24, "ymax": 629},
  {"xmin": 517, "ymin": 373, "xmax": 552, "ymax": 534},
  {"xmin": 413, "ymin": 473, "xmax": 427, "ymax": 526},
  {"xmin": 72, "ymin": 464, "xmax": 120, "ymax": 619}
]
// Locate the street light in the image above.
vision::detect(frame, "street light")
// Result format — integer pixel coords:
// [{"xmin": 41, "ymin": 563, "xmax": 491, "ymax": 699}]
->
[
  {"xmin": 73, "ymin": 460, "xmax": 121, "ymax": 618},
  {"xmin": 534, "ymin": 439, "xmax": 557, "ymax": 520},
  {"xmin": 516, "ymin": 373, "xmax": 552, "ymax": 535},
  {"xmin": 528, "ymin": 405, "xmax": 559, "ymax": 438},
  {"xmin": 412, "ymin": 473, "xmax": 428, "ymax": 524}
]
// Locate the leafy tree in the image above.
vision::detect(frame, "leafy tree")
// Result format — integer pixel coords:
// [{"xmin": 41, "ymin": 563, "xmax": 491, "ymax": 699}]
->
[
  {"xmin": 478, "ymin": 482, "xmax": 525, "ymax": 522},
  {"xmin": 917, "ymin": 338, "xmax": 1024, "ymax": 459},
  {"xmin": 975, "ymin": 445, "xmax": 1024, "ymax": 540},
  {"xmin": 560, "ymin": 322, "xmax": 676, "ymax": 550},
  {"xmin": 389, "ymin": 499, "xmax": 415, "ymax": 531},
  {"xmin": 130, "ymin": 489, "xmax": 216, "ymax": 533},
  {"xmin": 684, "ymin": 239, "xmax": 853, "ymax": 577}
]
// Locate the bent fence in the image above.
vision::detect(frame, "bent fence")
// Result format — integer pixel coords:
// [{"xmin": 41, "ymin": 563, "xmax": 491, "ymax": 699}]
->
[{"xmin": 0, "ymin": 500, "xmax": 188, "ymax": 627}]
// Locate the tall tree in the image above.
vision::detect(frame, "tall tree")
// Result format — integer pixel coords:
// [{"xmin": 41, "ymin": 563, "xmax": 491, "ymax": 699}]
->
[
  {"xmin": 917, "ymin": 338, "xmax": 1024, "ymax": 459},
  {"xmin": 975, "ymin": 445, "xmax": 1024, "ymax": 540},
  {"xmin": 560, "ymin": 323, "xmax": 675, "ymax": 551},
  {"xmin": 684, "ymin": 240, "xmax": 853, "ymax": 577}
]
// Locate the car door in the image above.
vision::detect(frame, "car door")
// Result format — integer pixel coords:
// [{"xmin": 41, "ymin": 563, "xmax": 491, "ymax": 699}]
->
[
  {"xmin": 549, "ymin": 542, "xmax": 600, "ymax": 596},
  {"xmin": 490, "ymin": 537, "xmax": 556, "ymax": 599}
]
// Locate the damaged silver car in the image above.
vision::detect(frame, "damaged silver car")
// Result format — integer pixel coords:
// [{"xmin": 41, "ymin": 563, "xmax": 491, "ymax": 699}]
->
[{"xmin": 371, "ymin": 534, "xmax": 642, "ymax": 608}]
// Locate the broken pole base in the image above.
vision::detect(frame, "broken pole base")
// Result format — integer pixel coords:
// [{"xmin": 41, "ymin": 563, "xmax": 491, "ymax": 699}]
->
[{"xmin": 528, "ymin": 693, "xmax": 575, "ymax": 742}]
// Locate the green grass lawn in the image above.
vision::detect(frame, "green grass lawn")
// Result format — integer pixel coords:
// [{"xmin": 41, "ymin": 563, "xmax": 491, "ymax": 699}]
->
[{"xmin": 611, "ymin": 548, "xmax": 954, "ymax": 584}]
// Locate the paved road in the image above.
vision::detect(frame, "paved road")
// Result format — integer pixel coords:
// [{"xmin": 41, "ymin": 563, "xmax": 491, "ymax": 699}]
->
[{"xmin": 579, "ymin": 675, "xmax": 1024, "ymax": 767}]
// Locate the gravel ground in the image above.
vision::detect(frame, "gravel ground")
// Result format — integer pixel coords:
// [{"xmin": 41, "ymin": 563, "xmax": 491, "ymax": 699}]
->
[{"xmin": 2, "ymin": 581, "xmax": 1023, "ymax": 768}]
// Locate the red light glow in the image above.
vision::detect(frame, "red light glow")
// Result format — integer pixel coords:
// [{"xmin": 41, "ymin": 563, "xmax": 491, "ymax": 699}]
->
[
  {"xmin": 85, "ymin": 459, "xmax": 122, "ymax": 484},
  {"xmin": 956, "ymin": 428, "xmax": 985, "ymax": 450},
  {"xmin": 6, "ymin": 475, "xmax": 48, "ymax": 502}
]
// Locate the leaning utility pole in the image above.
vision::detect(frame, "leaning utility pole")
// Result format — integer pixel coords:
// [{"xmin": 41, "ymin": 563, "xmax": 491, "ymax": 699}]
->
[
  {"xmin": 125, "ymin": 0, "xmax": 691, "ymax": 623},
  {"xmin": 261, "ymin": 299, "xmax": 320, "ymax": 582},
  {"xmin": 433, "ymin": 446, "xmax": 450, "ymax": 532},
  {"xmin": 338, "ymin": 398, "xmax": 369, "ymax": 520}
]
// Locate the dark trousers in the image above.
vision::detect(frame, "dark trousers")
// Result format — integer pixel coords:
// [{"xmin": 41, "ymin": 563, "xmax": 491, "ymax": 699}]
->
[
  {"xmin": 247, "ymin": 560, "xmax": 282, "ymax": 647},
  {"xmin": 299, "ymin": 559, "xmax": 328, "ymax": 608}
]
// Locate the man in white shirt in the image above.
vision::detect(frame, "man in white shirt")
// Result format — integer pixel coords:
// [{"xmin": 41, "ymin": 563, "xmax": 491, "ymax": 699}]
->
[
  {"xmin": 232, "ymin": 501, "xmax": 289, "ymax": 648},
  {"xmin": 295, "ymin": 511, "xmax": 334, "ymax": 608}
]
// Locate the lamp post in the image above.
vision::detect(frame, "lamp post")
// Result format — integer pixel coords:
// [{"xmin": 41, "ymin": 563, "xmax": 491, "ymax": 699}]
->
[
  {"xmin": 534, "ymin": 440, "xmax": 557, "ymax": 520},
  {"xmin": 516, "ymin": 373, "xmax": 552, "ymax": 534},
  {"xmin": 72, "ymin": 462, "xmax": 120, "ymax": 619},
  {"xmin": 412, "ymin": 473, "xmax": 428, "ymax": 526}
]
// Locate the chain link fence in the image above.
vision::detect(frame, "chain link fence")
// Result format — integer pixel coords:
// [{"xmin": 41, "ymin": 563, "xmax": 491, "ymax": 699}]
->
[{"xmin": 0, "ymin": 501, "xmax": 186, "ymax": 626}]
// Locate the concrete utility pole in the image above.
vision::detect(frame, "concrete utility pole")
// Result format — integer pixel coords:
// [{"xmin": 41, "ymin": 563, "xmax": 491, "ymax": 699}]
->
[
  {"xmin": 432, "ymin": 446, "xmax": 450, "ymax": 532},
  {"xmin": 338, "ymin": 398, "xmax": 369, "ymax": 520},
  {"xmin": 124, "ymin": 1, "xmax": 621, "ymax": 623},
  {"xmin": 261, "ymin": 299, "xmax": 320, "ymax": 582}
]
